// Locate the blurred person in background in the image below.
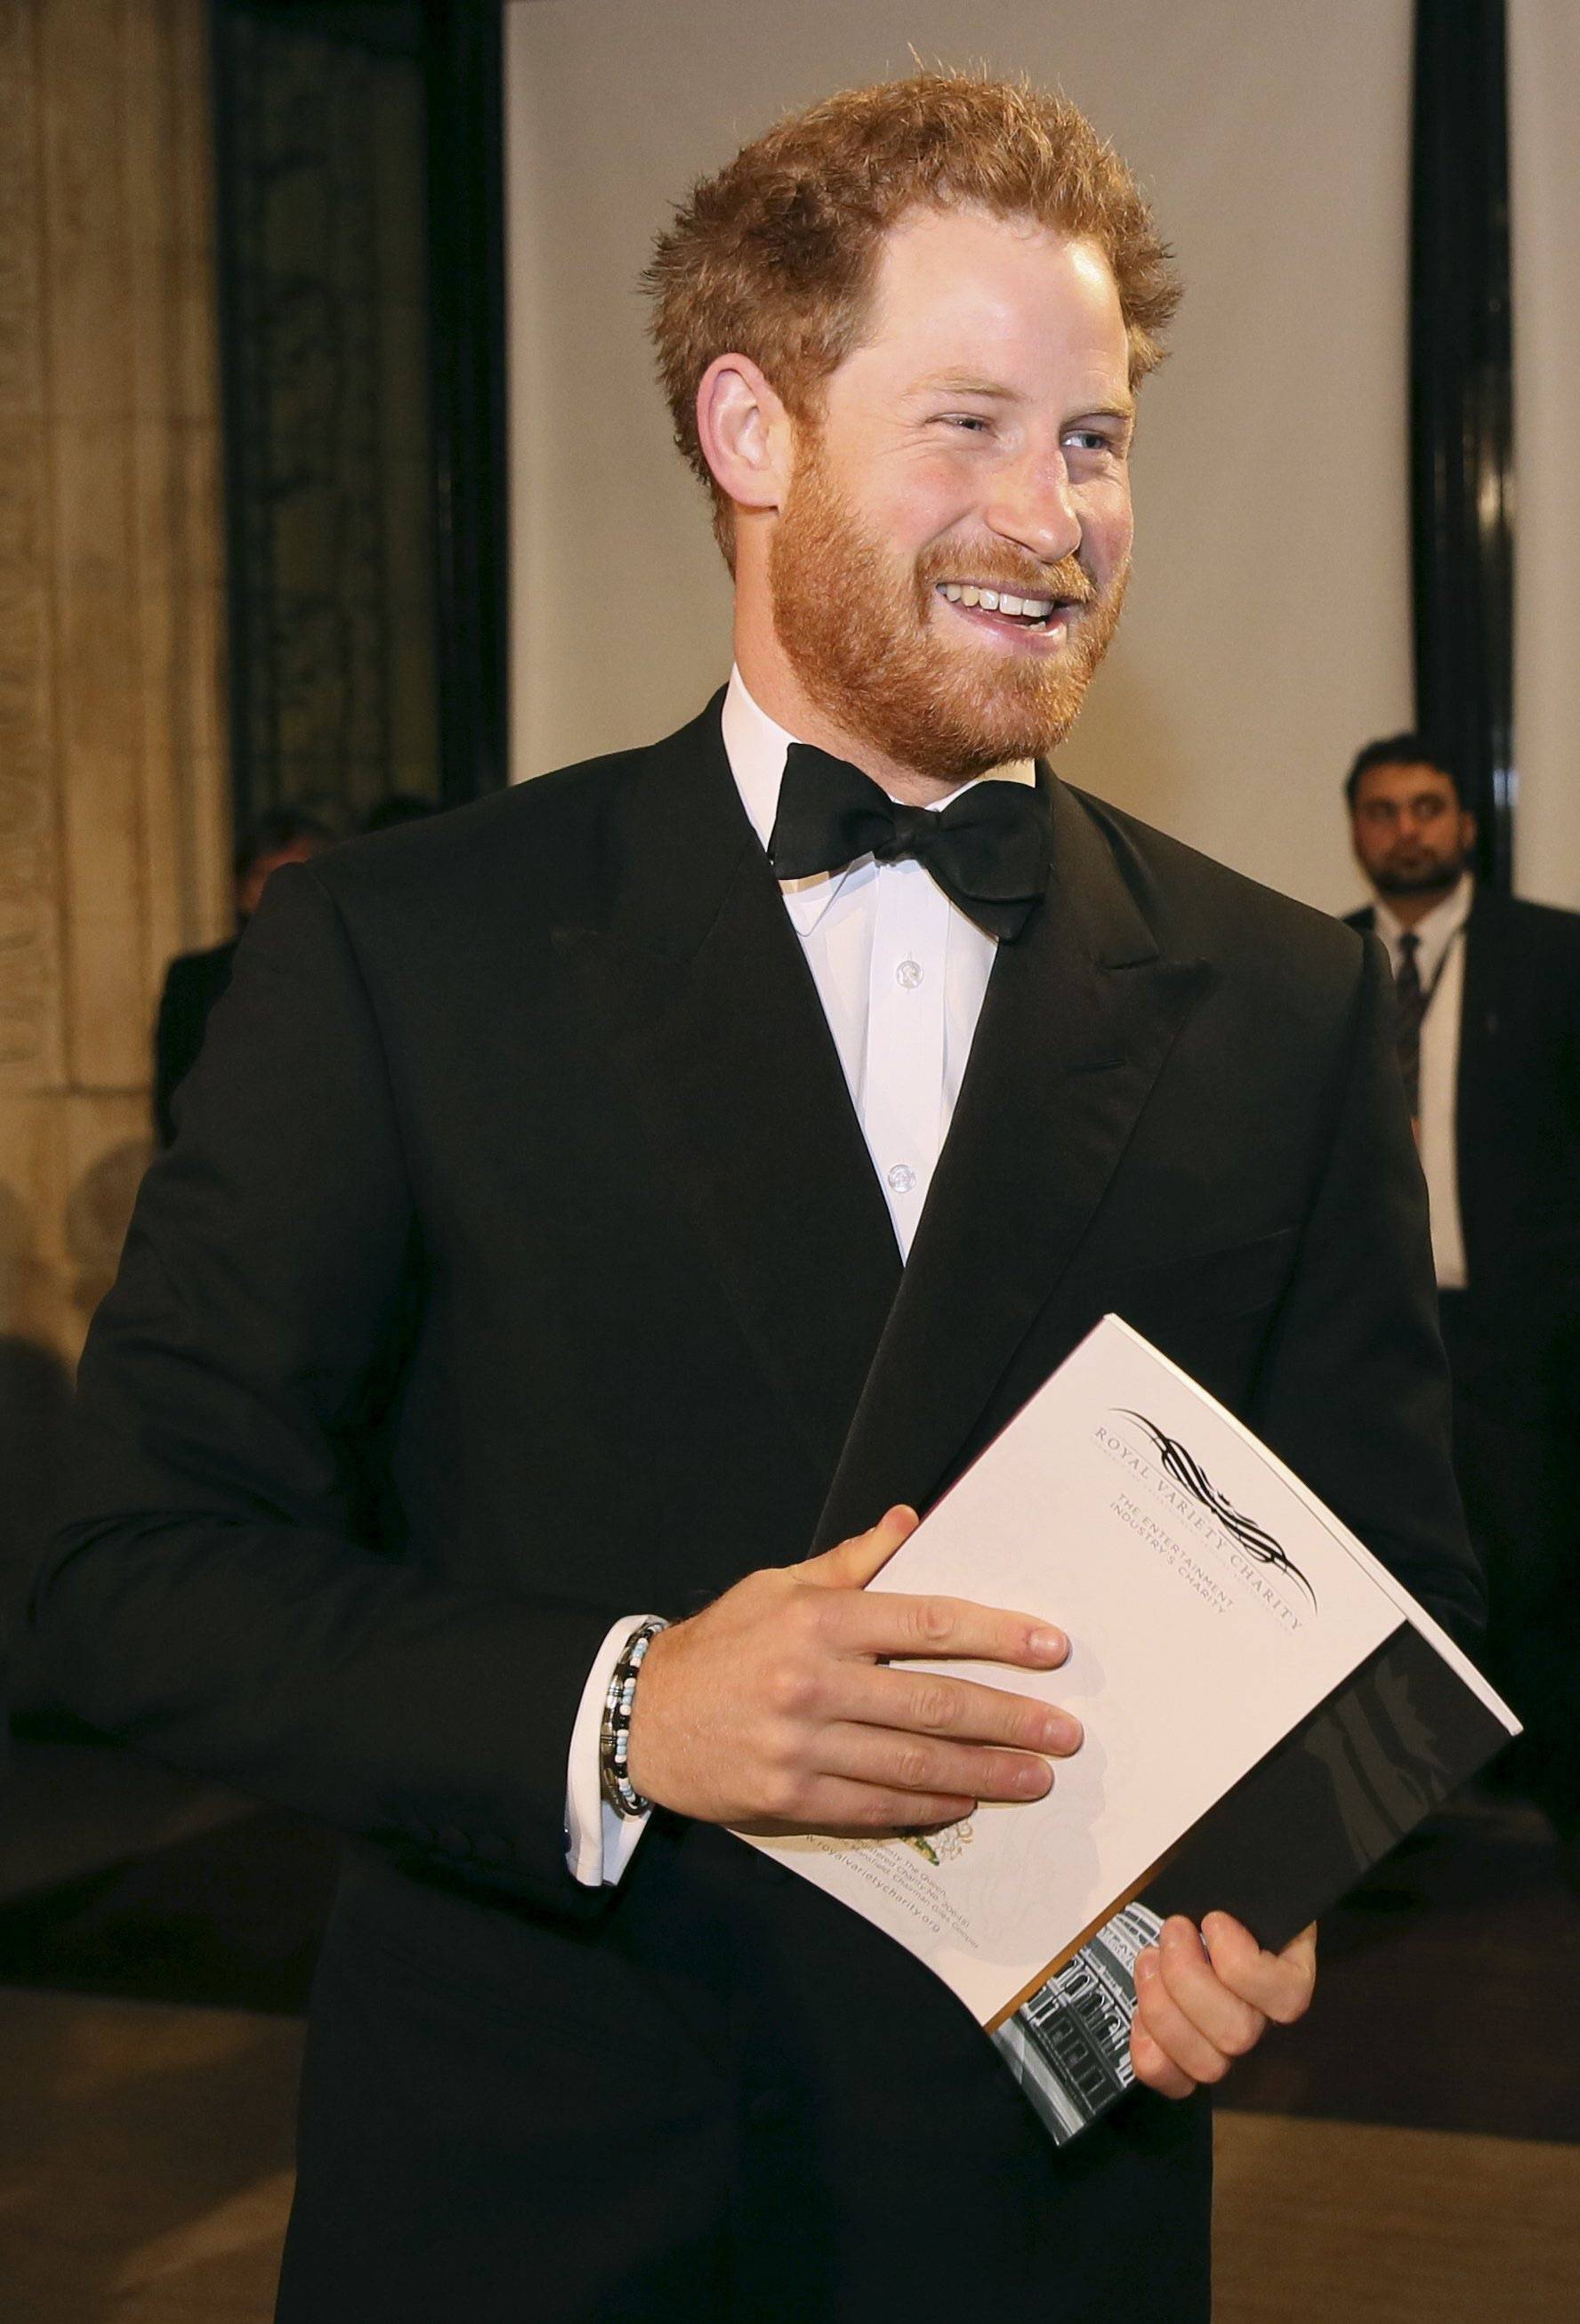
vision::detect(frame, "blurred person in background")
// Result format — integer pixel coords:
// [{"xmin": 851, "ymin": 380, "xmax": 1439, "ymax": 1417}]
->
[
  {"xmin": 1346, "ymin": 734, "xmax": 1580, "ymax": 1868},
  {"xmin": 153, "ymin": 809, "xmax": 335, "ymax": 1146}
]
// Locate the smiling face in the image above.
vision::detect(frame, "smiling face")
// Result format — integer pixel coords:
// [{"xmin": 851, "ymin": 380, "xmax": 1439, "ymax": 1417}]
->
[{"xmin": 762, "ymin": 206, "xmax": 1135, "ymax": 787}]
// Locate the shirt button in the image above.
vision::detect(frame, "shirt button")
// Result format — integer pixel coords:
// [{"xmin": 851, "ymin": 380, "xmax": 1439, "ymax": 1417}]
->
[
  {"xmin": 887, "ymin": 1163, "xmax": 917, "ymax": 1195},
  {"xmin": 896, "ymin": 956, "xmax": 924, "ymax": 989}
]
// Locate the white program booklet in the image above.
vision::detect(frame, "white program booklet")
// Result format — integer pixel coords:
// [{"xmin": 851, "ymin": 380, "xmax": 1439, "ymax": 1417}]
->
[{"xmin": 738, "ymin": 1317, "xmax": 1517, "ymax": 2142}]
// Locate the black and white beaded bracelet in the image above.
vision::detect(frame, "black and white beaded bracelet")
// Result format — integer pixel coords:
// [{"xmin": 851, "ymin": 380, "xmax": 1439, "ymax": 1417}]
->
[{"xmin": 599, "ymin": 1616, "xmax": 669, "ymax": 1818}]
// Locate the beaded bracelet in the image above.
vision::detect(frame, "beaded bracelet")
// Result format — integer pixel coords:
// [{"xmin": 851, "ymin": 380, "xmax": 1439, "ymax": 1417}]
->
[{"xmin": 600, "ymin": 1616, "xmax": 669, "ymax": 1817}]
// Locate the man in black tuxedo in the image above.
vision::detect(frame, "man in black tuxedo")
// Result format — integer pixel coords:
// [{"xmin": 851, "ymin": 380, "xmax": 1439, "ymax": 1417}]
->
[
  {"xmin": 153, "ymin": 809, "xmax": 334, "ymax": 1145},
  {"xmin": 35, "ymin": 76, "xmax": 1479, "ymax": 2324},
  {"xmin": 1345, "ymin": 735, "xmax": 1580, "ymax": 1850}
]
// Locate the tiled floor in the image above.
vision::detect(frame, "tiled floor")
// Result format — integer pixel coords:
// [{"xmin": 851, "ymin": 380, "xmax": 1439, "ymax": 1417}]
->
[
  {"xmin": 1215, "ymin": 2113, "xmax": 1580, "ymax": 2322},
  {"xmin": 0, "ymin": 1989, "xmax": 299, "ymax": 2322}
]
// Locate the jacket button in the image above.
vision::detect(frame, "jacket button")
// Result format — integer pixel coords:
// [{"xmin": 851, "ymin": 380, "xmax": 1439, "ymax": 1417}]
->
[{"xmin": 436, "ymin": 1824, "xmax": 470, "ymax": 1856}]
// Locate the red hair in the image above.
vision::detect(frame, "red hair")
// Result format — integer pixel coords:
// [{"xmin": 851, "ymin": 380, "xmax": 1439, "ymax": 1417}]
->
[{"xmin": 643, "ymin": 71, "xmax": 1181, "ymax": 553}]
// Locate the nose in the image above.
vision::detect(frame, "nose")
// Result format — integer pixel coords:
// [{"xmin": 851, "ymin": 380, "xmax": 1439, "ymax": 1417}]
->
[{"xmin": 982, "ymin": 449, "xmax": 1082, "ymax": 567}]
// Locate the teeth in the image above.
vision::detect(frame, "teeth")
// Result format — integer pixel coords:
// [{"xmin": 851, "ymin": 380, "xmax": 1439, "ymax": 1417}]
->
[{"xmin": 936, "ymin": 583, "xmax": 1060, "ymax": 621}]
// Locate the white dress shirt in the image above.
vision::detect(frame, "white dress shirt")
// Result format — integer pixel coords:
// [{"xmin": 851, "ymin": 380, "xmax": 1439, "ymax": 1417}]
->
[
  {"xmin": 563, "ymin": 670, "xmax": 1036, "ymax": 1885},
  {"xmin": 1372, "ymin": 874, "xmax": 1472, "ymax": 1290}
]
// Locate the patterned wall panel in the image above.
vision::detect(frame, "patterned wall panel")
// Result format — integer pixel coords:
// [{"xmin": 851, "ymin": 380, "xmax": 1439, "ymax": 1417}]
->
[
  {"xmin": 0, "ymin": 15, "xmax": 65, "ymax": 1091},
  {"xmin": 215, "ymin": 2, "xmax": 439, "ymax": 826}
]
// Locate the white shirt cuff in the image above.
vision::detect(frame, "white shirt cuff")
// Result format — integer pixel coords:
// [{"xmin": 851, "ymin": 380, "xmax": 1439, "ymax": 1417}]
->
[{"xmin": 564, "ymin": 1614, "xmax": 659, "ymax": 1887}]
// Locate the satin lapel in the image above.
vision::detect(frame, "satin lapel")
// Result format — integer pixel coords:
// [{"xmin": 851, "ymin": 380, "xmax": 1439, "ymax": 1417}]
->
[
  {"xmin": 815, "ymin": 779, "xmax": 1209, "ymax": 1547},
  {"xmin": 554, "ymin": 699, "xmax": 901, "ymax": 1484}
]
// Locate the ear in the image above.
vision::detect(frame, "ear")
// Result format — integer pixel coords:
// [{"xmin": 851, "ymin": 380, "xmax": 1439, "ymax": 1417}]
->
[
  {"xmin": 695, "ymin": 354, "xmax": 794, "ymax": 519},
  {"xmin": 1460, "ymin": 807, "xmax": 1479, "ymax": 849}
]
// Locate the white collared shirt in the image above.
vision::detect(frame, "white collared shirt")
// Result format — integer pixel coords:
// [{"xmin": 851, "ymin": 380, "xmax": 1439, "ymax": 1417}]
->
[
  {"xmin": 1372, "ymin": 874, "xmax": 1472, "ymax": 1290},
  {"xmin": 563, "ymin": 671, "xmax": 1036, "ymax": 1885}
]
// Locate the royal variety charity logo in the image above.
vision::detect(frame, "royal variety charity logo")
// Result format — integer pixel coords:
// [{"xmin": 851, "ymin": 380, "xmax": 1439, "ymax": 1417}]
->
[{"xmin": 1117, "ymin": 1412, "xmax": 1318, "ymax": 1612}]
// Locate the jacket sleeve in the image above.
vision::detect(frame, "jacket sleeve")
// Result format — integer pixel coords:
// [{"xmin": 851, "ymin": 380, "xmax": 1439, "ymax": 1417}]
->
[
  {"xmin": 31, "ymin": 864, "xmax": 622, "ymax": 1917},
  {"xmin": 1251, "ymin": 933, "xmax": 1486, "ymax": 1649}
]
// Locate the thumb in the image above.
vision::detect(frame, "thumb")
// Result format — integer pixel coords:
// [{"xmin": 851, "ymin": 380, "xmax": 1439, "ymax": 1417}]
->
[{"xmin": 803, "ymin": 1505, "xmax": 920, "ymax": 1591}]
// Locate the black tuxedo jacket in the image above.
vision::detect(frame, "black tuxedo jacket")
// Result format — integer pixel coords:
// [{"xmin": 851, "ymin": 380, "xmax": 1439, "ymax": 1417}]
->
[
  {"xmin": 152, "ymin": 937, "xmax": 238, "ymax": 1148},
  {"xmin": 1347, "ymin": 892, "xmax": 1580, "ymax": 1336},
  {"xmin": 37, "ymin": 700, "xmax": 1479, "ymax": 2321}
]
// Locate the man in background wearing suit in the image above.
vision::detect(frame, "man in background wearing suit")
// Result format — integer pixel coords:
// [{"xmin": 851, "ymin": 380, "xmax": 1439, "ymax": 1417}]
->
[
  {"xmin": 1345, "ymin": 735, "xmax": 1580, "ymax": 1860},
  {"xmin": 153, "ymin": 808, "xmax": 334, "ymax": 1145},
  {"xmin": 35, "ymin": 76, "xmax": 1479, "ymax": 2323}
]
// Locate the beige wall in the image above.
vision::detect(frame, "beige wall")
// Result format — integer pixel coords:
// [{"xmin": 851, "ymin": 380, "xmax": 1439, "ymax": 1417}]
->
[
  {"xmin": 504, "ymin": 0, "xmax": 1415, "ymax": 915},
  {"xmin": 0, "ymin": 0, "xmax": 228, "ymax": 1399}
]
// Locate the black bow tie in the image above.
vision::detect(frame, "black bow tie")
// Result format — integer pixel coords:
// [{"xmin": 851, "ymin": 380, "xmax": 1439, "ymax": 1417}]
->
[{"xmin": 766, "ymin": 744, "xmax": 1051, "ymax": 941}]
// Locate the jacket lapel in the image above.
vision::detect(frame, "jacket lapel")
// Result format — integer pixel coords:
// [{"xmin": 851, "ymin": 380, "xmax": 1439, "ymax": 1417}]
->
[
  {"xmin": 554, "ymin": 699, "xmax": 902, "ymax": 1486},
  {"xmin": 815, "ymin": 779, "xmax": 1209, "ymax": 1546}
]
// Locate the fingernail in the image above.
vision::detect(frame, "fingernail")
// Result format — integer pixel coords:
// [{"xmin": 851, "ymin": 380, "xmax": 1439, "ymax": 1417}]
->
[
  {"xmin": 1042, "ymin": 1712, "xmax": 1083, "ymax": 1753},
  {"xmin": 1028, "ymin": 1627, "xmax": 1068, "ymax": 1662},
  {"xmin": 1014, "ymin": 1759, "xmax": 1052, "ymax": 1796}
]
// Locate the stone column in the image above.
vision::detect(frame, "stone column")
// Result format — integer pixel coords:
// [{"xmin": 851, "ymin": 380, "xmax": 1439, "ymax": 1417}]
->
[{"xmin": 0, "ymin": 0, "xmax": 230, "ymax": 1604}]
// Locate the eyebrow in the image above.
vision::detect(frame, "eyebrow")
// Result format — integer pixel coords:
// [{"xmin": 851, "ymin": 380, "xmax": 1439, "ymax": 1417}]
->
[
  {"xmin": 912, "ymin": 375, "xmax": 1022, "ymax": 400},
  {"xmin": 907, "ymin": 374, "xmax": 1137, "ymax": 424}
]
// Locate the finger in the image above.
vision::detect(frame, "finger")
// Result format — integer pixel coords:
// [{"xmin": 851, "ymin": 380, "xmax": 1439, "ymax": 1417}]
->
[
  {"xmin": 1201, "ymin": 1913, "xmax": 1318, "ymax": 2024},
  {"xmin": 1129, "ymin": 2005, "xmax": 1197, "ymax": 2101},
  {"xmin": 821, "ymin": 1720, "xmax": 1054, "ymax": 1804},
  {"xmin": 832, "ymin": 1587, "xmax": 1070, "ymax": 1670},
  {"xmin": 733, "ymin": 1773, "xmax": 975, "ymax": 1836},
  {"xmin": 1132, "ymin": 1943, "xmax": 1237, "ymax": 2086},
  {"xmin": 803, "ymin": 1505, "xmax": 920, "ymax": 1591},
  {"xmin": 838, "ymin": 1663, "xmax": 1083, "ymax": 1757},
  {"xmin": 1152, "ymin": 1916, "xmax": 1267, "ymax": 2061}
]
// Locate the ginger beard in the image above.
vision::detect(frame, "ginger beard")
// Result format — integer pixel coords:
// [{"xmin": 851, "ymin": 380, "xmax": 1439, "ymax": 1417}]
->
[{"xmin": 768, "ymin": 433, "xmax": 1129, "ymax": 784}]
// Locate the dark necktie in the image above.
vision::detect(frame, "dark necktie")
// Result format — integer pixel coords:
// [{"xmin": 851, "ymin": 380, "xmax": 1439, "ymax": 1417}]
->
[
  {"xmin": 766, "ymin": 743, "xmax": 1052, "ymax": 942},
  {"xmin": 1394, "ymin": 931, "xmax": 1425, "ymax": 1117}
]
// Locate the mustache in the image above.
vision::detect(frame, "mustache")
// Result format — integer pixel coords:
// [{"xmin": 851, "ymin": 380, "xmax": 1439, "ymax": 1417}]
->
[{"xmin": 918, "ymin": 549, "xmax": 1099, "ymax": 605}]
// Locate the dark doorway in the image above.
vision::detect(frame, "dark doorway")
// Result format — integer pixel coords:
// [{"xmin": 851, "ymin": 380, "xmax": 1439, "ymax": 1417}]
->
[{"xmin": 211, "ymin": 0, "xmax": 507, "ymax": 833}]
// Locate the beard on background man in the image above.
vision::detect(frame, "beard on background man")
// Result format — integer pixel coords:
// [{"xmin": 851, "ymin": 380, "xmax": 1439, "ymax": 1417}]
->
[{"xmin": 1368, "ymin": 824, "xmax": 1472, "ymax": 899}]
